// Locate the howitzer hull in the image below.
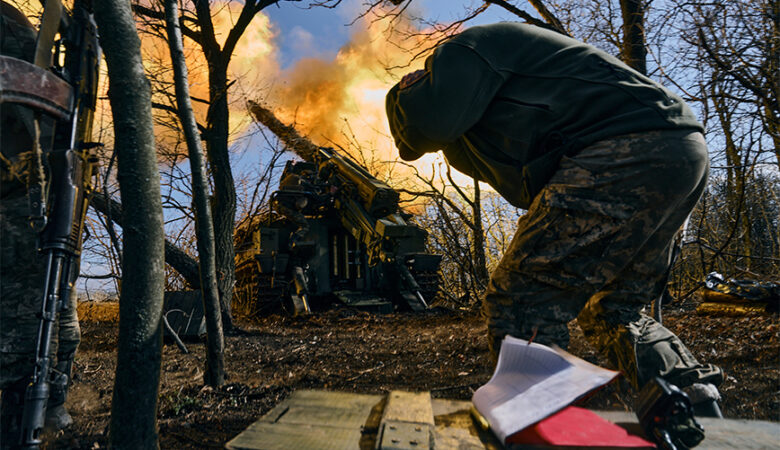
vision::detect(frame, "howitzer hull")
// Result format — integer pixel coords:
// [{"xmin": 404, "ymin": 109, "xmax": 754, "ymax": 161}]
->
[
  {"xmin": 234, "ymin": 213, "xmax": 441, "ymax": 317},
  {"xmin": 242, "ymin": 104, "xmax": 442, "ymax": 316}
]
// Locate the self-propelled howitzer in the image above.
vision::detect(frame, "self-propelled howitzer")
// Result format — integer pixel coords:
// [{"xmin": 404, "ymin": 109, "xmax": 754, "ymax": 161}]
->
[{"xmin": 234, "ymin": 103, "xmax": 441, "ymax": 316}]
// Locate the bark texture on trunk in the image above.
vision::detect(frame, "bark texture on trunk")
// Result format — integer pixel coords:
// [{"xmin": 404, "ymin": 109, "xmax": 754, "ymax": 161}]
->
[
  {"xmin": 620, "ymin": 0, "xmax": 647, "ymax": 75},
  {"xmin": 93, "ymin": 1, "xmax": 165, "ymax": 448},
  {"xmin": 192, "ymin": 0, "xmax": 237, "ymax": 331},
  {"xmin": 472, "ymin": 177, "xmax": 489, "ymax": 285},
  {"xmin": 206, "ymin": 67, "xmax": 238, "ymax": 331},
  {"xmin": 164, "ymin": 0, "xmax": 225, "ymax": 386}
]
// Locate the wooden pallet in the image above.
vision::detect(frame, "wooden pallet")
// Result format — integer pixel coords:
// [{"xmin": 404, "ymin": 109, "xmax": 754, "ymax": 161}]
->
[{"xmin": 226, "ymin": 389, "xmax": 779, "ymax": 449}]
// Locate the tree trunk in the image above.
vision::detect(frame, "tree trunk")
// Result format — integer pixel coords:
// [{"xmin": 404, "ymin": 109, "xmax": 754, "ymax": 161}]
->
[
  {"xmin": 164, "ymin": 0, "xmax": 225, "ymax": 387},
  {"xmin": 192, "ymin": 0, "xmax": 237, "ymax": 331},
  {"xmin": 619, "ymin": 0, "xmax": 647, "ymax": 75},
  {"xmin": 90, "ymin": 194, "xmax": 201, "ymax": 289},
  {"xmin": 768, "ymin": 0, "xmax": 780, "ymax": 169},
  {"xmin": 93, "ymin": 1, "xmax": 165, "ymax": 448},
  {"xmin": 711, "ymin": 80, "xmax": 752, "ymax": 265},
  {"xmin": 206, "ymin": 61, "xmax": 237, "ymax": 331},
  {"xmin": 472, "ymin": 177, "xmax": 489, "ymax": 286}
]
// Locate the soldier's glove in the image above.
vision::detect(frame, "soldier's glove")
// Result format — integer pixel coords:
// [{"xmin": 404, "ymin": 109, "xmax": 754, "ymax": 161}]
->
[{"xmin": 636, "ymin": 377, "xmax": 705, "ymax": 449}]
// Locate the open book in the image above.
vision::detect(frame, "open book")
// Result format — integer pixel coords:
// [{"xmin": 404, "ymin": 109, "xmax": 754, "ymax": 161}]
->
[{"xmin": 472, "ymin": 335, "xmax": 620, "ymax": 443}]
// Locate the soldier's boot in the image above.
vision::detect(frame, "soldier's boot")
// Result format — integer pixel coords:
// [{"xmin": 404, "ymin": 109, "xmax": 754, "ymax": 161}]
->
[
  {"xmin": 44, "ymin": 359, "xmax": 74, "ymax": 432},
  {"xmin": 0, "ymin": 380, "xmax": 26, "ymax": 449},
  {"xmin": 684, "ymin": 383, "xmax": 723, "ymax": 418}
]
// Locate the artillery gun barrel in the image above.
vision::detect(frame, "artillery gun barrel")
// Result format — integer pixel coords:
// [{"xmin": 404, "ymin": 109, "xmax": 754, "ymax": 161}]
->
[
  {"xmin": 317, "ymin": 147, "xmax": 399, "ymax": 216},
  {"xmin": 248, "ymin": 101, "xmax": 399, "ymax": 216},
  {"xmin": 247, "ymin": 101, "xmax": 319, "ymax": 161}
]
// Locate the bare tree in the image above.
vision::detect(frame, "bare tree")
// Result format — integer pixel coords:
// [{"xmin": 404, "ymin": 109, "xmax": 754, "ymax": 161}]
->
[
  {"xmin": 394, "ymin": 162, "xmax": 491, "ymax": 305},
  {"xmin": 164, "ymin": 0, "xmax": 225, "ymax": 386},
  {"xmin": 93, "ymin": 0, "xmax": 165, "ymax": 447},
  {"xmin": 132, "ymin": 0, "xmax": 313, "ymax": 331},
  {"xmin": 692, "ymin": 0, "xmax": 779, "ymax": 167},
  {"xmin": 660, "ymin": 0, "xmax": 779, "ymax": 283}
]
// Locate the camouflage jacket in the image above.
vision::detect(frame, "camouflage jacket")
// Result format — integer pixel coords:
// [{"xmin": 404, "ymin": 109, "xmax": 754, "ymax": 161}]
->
[{"xmin": 0, "ymin": 4, "xmax": 46, "ymax": 197}]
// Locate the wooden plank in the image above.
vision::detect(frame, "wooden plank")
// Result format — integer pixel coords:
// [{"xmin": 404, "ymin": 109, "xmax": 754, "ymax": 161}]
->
[
  {"xmin": 377, "ymin": 422, "xmax": 432, "ymax": 450},
  {"xmin": 277, "ymin": 404, "xmax": 375, "ymax": 429},
  {"xmin": 226, "ymin": 390, "xmax": 384, "ymax": 450},
  {"xmin": 433, "ymin": 400, "xmax": 780, "ymax": 449},
  {"xmin": 381, "ymin": 391, "xmax": 434, "ymax": 425},
  {"xmin": 260, "ymin": 390, "xmax": 383, "ymax": 428},
  {"xmin": 225, "ymin": 422, "xmax": 363, "ymax": 450},
  {"xmin": 281, "ymin": 389, "xmax": 382, "ymax": 411},
  {"xmin": 432, "ymin": 399, "xmax": 500, "ymax": 450},
  {"xmin": 595, "ymin": 411, "xmax": 780, "ymax": 450},
  {"xmin": 377, "ymin": 391, "xmax": 435, "ymax": 449},
  {"xmin": 435, "ymin": 427, "xmax": 486, "ymax": 450},
  {"xmin": 227, "ymin": 391, "xmax": 780, "ymax": 450}
]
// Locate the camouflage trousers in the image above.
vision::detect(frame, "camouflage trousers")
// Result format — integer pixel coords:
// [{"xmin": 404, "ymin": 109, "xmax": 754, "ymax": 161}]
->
[
  {"xmin": 483, "ymin": 129, "xmax": 723, "ymax": 391},
  {"xmin": 0, "ymin": 192, "xmax": 80, "ymax": 389}
]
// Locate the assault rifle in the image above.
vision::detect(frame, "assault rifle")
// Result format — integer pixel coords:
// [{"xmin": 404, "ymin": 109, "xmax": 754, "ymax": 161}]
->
[{"xmin": 0, "ymin": 0, "xmax": 100, "ymax": 447}]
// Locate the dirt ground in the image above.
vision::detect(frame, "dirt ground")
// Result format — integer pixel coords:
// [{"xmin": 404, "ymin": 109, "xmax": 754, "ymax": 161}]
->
[{"xmin": 49, "ymin": 297, "xmax": 778, "ymax": 449}]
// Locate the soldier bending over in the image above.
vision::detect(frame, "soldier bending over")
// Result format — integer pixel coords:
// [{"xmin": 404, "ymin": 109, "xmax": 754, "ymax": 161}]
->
[{"xmin": 386, "ymin": 22, "xmax": 723, "ymax": 417}]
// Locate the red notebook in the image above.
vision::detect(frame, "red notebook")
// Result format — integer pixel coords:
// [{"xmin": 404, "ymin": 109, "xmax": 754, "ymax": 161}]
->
[{"xmin": 507, "ymin": 406, "xmax": 655, "ymax": 448}]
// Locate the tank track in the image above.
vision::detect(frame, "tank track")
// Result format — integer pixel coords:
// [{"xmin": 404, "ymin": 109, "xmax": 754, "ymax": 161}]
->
[
  {"xmin": 409, "ymin": 269, "xmax": 442, "ymax": 307},
  {"xmin": 257, "ymin": 272, "xmax": 289, "ymax": 315},
  {"xmin": 234, "ymin": 259, "xmax": 289, "ymax": 318},
  {"xmin": 235, "ymin": 260, "xmax": 441, "ymax": 316}
]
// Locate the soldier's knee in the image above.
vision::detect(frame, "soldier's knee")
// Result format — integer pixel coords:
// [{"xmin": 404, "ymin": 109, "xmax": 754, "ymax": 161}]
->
[
  {"xmin": 57, "ymin": 329, "xmax": 81, "ymax": 361},
  {"xmin": 482, "ymin": 289, "xmax": 516, "ymax": 324},
  {"xmin": 577, "ymin": 298, "xmax": 612, "ymax": 342}
]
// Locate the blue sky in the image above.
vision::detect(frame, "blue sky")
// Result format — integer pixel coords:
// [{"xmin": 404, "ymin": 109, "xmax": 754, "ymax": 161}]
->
[{"xmin": 266, "ymin": 0, "xmax": 530, "ymax": 69}]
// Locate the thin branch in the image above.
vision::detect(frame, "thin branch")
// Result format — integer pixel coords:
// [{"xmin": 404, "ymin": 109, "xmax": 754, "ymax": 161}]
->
[
  {"xmin": 132, "ymin": 3, "xmax": 202, "ymax": 44},
  {"xmin": 526, "ymin": 0, "xmax": 569, "ymax": 35},
  {"xmin": 485, "ymin": 0, "xmax": 568, "ymax": 35},
  {"xmin": 151, "ymin": 102, "xmax": 208, "ymax": 134},
  {"xmin": 698, "ymin": 27, "xmax": 778, "ymax": 113},
  {"xmin": 221, "ymin": 0, "xmax": 279, "ymax": 60}
]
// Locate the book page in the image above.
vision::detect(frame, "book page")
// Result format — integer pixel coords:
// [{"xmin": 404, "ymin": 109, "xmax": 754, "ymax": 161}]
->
[{"xmin": 472, "ymin": 336, "xmax": 619, "ymax": 443}]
